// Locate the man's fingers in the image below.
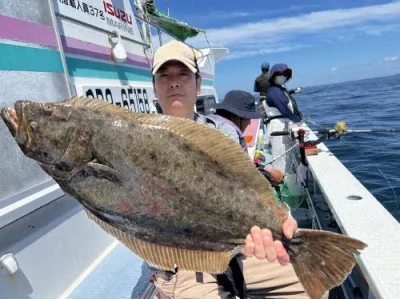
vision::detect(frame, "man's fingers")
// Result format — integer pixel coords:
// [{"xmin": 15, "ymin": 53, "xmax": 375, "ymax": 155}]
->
[
  {"xmin": 275, "ymin": 240, "xmax": 290, "ymax": 266},
  {"xmin": 261, "ymin": 229, "xmax": 276, "ymax": 262},
  {"xmin": 251, "ymin": 226, "xmax": 265, "ymax": 259},
  {"xmin": 282, "ymin": 218, "xmax": 298, "ymax": 239},
  {"xmin": 243, "ymin": 234, "xmax": 254, "ymax": 257},
  {"xmin": 245, "ymin": 225, "xmax": 295, "ymax": 263},
  {"xmin": 250, "ymin": 225, "xmax": 260, "ymax": 236}
]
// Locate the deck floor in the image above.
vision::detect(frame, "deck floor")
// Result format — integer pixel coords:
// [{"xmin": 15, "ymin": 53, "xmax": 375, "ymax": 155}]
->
[{"xmin": 67, "ymin": 243, "xmax": 154, "ymax": 299}]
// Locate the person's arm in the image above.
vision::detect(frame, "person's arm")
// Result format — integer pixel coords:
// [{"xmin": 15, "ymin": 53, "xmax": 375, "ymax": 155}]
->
[
  {"xmin": 264, "ymin": 167, "xmax": 284, "ymax": 186},
  {"xmin": 267, "ymin": 87, "xmax": 301, "ymax": 122},
  {"xmin": 217, "ymin": 122, "xmax": 241, "ymax": 145},
  {"xmin": 288, "ymin": 87, "xmax": 303, "ymax": 95},
  {"xmin": 254, "ymin": 161, "xmax": 284, "ymax": 187},
  {"xmin": 254, "ymin": 79, "xmax": 259, "ymax": 92}
]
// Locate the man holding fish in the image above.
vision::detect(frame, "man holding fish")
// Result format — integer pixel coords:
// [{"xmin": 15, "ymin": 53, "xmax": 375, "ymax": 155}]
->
[{"xmin": 150, "ymin": 40, "xmax": 307, "ymax": 298}]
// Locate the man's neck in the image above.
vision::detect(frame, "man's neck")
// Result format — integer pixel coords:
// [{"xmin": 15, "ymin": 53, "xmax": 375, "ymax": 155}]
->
[
  {"xmin": 182, "ymin": 111, "xmax": 195, "ymax": 120},
  {"xmin": 165, "ymin": 110, "xmax": 194, "ymax": 120}
]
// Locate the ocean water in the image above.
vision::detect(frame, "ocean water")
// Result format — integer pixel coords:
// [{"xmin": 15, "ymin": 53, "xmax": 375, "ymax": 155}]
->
[{"xmin": 296, "ymin": 74, "xmax": 400, "ymax": 221}]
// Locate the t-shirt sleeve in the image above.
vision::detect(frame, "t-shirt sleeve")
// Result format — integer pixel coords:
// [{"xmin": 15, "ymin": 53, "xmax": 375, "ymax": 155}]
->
[{"xmin": 217, "ymin": 122, "xmax": 241, "ymax": 145}]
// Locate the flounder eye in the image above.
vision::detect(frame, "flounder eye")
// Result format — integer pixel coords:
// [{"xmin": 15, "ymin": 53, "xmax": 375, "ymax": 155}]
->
[
  {"xmin": 55, "ymin": 162, "xmax": 73, "ymax": 173},
  {"xmin": 43, "ymin": 104, "xmax": 53, "ymax": 115},
  {"xmin": 29, "ymin": 121, "xmax": 38, "ymax": 132}
]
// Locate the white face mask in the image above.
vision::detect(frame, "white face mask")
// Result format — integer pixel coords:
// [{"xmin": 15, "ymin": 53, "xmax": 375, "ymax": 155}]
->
[{"xmin": 274, "ymin": 75, "xmax": 287, "ymax": 86}]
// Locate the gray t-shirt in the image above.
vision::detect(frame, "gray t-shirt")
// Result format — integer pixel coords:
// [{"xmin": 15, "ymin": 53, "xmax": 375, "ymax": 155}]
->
[{"xmin": 194, "ymin": 113, "xmax": 244, "ymax": 151}]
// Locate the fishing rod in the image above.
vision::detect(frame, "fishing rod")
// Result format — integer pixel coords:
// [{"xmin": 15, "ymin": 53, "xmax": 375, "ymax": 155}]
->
[
  {"xmin": 268, "ymin": 121, "xmax": 400, "ymax": 167},
  {"xmin": 270, "ymin": 128, "xmax": 400, "ymax": 136},
  {"xmin": 315, "ymin": 128, "xmax": 400, "ymax": 135},
  {"xmin": 270, "ymin": 121, "xmax": 400, "ymax": 137}
]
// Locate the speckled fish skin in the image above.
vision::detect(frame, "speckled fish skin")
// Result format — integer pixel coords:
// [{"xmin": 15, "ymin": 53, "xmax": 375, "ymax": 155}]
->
[
  {"xmin": 1, "ymin": 97, "xmax": 284, "ymax": 250},
  {"xmin": 1, "ymin": 97, "xmax": 367, "ymax": 299}
]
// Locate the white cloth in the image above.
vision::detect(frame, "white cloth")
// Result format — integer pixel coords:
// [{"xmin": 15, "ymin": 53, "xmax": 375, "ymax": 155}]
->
[
  {"xmin": 265, "ymin": 105, "xmax": 281, "ymax": 119},
  {"xmin": 267, "ymin": 118, "xmax": 292, "ymax": 173}
]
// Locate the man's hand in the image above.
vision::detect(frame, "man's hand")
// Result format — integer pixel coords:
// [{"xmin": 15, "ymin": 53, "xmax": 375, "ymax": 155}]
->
[
  {"xmin": 258, "ymin": 102, "xmax": 266, "ymax": 118},
  {"xmin": 289, "ymin": 87, "xmax": 303, "ymax": 95},
  {"xmin": 243, "ymin": 218, "xmax": 298, "ymax": 265},
  {"xmin": 265, "ymin": 167, "xmax": 284, "ymax": 186}
]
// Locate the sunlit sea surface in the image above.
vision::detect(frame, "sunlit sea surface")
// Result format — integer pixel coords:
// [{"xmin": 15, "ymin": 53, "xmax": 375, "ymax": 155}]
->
[{"xmin": 297, "ymin": 74, "xmax": 400, "ymax": 221}]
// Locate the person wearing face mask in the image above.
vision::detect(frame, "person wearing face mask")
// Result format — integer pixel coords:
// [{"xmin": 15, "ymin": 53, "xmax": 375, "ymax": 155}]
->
[{"xmin": 264, "ymin": 64, "xmax": 304, "ymax": 174}]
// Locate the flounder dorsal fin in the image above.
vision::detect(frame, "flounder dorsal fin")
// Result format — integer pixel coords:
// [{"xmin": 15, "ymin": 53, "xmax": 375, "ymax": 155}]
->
[
  {"xmin": 63, "ymin": 96, "xmax": 131, "ymax": 114},
  {"xmin": 62, "ymin": 96, "xmax": 272, "ymax": 195},
  {"xmin": 133, "ymin": 114, "xmax": 273, "ymax": 196}
]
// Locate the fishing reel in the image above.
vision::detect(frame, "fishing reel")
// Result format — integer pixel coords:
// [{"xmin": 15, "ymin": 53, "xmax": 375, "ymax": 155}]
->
[
  {"xmin": 316, "ymin": 121, "xmax": 348, "ymax": 140},
  {"xmin": 269, "ymin": 121, "xmax": 352, "ymax": 166},
  {"xmin": 270, "ymin": 128, "xmax": 327, "ymax": 166}
]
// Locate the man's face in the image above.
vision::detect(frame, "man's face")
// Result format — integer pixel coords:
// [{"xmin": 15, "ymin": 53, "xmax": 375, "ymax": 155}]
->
[{"xmin": 153, "ymin": 61, "xmax": 201, "ymax": 118}]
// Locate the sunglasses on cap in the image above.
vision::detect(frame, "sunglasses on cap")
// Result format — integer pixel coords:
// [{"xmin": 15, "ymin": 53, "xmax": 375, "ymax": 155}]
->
[{"xmin": 275, "ymin": 69, "xmax": 292, "ymax": 79}]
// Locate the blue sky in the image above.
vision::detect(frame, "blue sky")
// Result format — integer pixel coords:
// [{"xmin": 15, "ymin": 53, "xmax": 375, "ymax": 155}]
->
[{"xmin": 151, "ymin": 0, "xmax": 400, "ymax": 96}]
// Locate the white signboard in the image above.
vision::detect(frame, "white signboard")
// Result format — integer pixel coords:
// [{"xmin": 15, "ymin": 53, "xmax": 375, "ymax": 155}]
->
[
  {"xmin": 54, "ymin": 0, "xmax": 142, "ymax": 40},
  {"xmin": 78, "ymin": 85, "xmax": 158, "ymax": 114}
]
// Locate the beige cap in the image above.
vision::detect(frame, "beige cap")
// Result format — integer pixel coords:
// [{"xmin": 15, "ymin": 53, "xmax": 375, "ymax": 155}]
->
[{"xmin": 152, "ymin": 40, "xmax": 198, "ymax": 75}]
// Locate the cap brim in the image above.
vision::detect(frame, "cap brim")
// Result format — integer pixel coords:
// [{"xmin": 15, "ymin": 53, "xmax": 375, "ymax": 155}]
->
[
  {"xmin": 214, "ymin": 104, "xmax": 262, "ymax": 119},
  {"xmin": 152, "ymin": 58, "xmax": 197, "ymax": 75}
]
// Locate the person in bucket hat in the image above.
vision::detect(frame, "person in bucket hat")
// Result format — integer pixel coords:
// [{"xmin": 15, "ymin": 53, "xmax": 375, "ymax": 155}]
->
[
  {"xmin": 214, "ymin": 89, "xmax": 261, "ymax": 118},
  {"xmin": 210, "ymin": 90, "xmax": 284, "ymax": 186},
  {"xmin": 210, "ymin": 90, "xmax": 261, "ymax": 152}
]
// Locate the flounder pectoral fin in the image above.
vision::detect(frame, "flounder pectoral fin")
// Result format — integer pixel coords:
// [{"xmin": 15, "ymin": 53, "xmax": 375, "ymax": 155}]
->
[
  {"xmin": 84, "ymin": 161, "xmax": 123, "ymax": 184},
  {"xmin": 39, "ymin": 164, "xmax": 75, "ymax": 181}
]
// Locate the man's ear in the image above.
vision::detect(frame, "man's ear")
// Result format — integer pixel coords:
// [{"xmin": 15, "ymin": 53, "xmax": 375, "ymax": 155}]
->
[{"xmin": 196, "ymin": 75, "xmax": 202, "ymax": 95}]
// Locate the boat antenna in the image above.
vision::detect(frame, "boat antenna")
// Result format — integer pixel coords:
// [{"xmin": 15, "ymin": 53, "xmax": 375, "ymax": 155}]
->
[
  {"xmin": 203, "ymin": 31, "xmax": 212, "ymax": 49},
  {"xmin": 164, "ymin": 0, "xmax": 170, "ymax": 16}
]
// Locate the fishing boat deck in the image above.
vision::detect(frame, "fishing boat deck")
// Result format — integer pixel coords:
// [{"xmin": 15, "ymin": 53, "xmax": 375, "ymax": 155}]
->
[
  {"xmin": 63, "ymin": 242, "xmax": 157, "ymax": 299},
  {"xmin": 307, "ymin": 135, "xmax": 400, "ymax": 298}
]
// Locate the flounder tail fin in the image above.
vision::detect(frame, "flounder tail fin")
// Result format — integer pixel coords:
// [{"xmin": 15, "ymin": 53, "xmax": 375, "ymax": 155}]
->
[{"xmin": 288, "ymin": 229, "xmax": 367, "ymax": 299}]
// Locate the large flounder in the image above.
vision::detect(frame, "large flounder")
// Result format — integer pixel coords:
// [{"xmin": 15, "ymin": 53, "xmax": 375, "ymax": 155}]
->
[{"xmin": 1, "ymin": 97, "xmax": 366, "ymax": 299}]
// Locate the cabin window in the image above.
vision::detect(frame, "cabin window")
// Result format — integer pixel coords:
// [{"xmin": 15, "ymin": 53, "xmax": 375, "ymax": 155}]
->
[
  {"xmin": 195, "ymin": 96, "xmax": 206, "ymax": 115},
  {"xmin": 206, "ymin": 96, "xmax": 216, "ymax": 114},
  {"xmin": 196, "ymin": 95, "xmax": 216, "ymax": 115}
]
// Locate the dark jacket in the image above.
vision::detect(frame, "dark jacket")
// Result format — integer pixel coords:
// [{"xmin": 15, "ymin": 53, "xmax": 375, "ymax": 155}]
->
[
  {"xmin": 266, "ymin": 64, "xmax": 302, "ymax": 122},
  {"xmin": 253, "ymin": 73, "xmax": 270, "ymax": 96}
]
